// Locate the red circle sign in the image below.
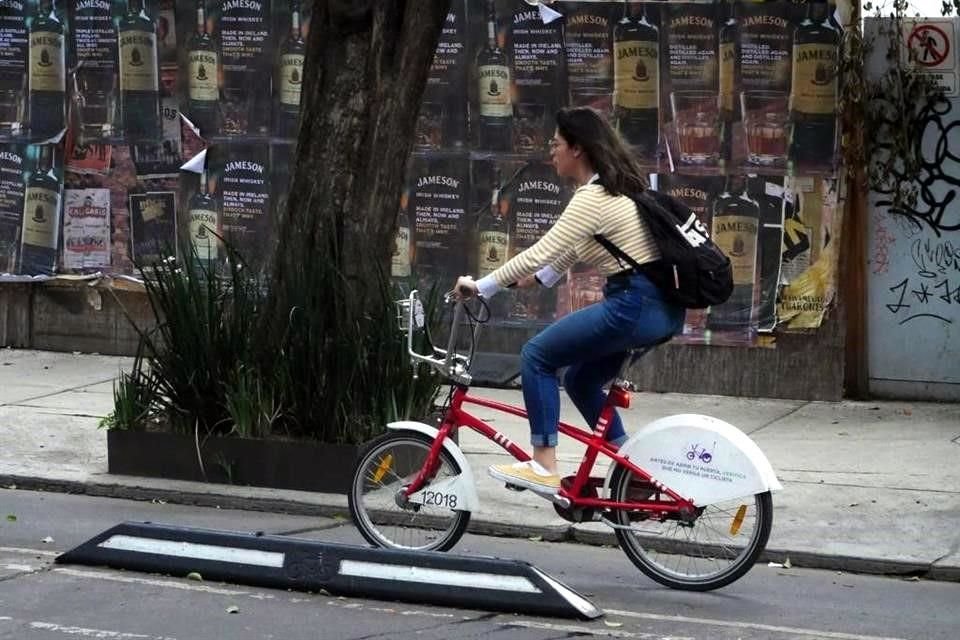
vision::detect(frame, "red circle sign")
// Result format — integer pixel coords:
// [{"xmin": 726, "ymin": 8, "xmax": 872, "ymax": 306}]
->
[{"xmin": 908, "ymin": 24, "xmax": 950, "ymax": 67}]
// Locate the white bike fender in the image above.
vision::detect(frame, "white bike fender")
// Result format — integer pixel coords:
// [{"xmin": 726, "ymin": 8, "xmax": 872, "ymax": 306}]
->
[
  {"xmin": 387, "ymin": 421, "xmax": 479, "ymax": 513},
  {"xmin": 604, "ymin": 414, "xmax": 783, "ymax": 506}
]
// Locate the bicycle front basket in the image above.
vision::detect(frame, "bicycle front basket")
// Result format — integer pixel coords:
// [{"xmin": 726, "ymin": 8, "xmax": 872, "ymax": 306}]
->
[{"xmin": 395, "ymin": 297, "xmax": 425, "ymax": 332}]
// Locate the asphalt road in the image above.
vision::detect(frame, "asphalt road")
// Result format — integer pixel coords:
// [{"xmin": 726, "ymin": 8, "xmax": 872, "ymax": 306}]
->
[{"xmin": 0, "ymin": 489, "xmax": 957, "ymax": 640}]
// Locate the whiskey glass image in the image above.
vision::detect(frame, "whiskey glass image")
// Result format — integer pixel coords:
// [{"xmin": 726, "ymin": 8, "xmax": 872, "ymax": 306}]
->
[
  {"xmin": 514, "ymin": 102, "xmax": 546, "ymax": 154},
  {"xmin": 0, "ymin": 75, "xmax": 25, "ymax": 137},
  {"xmin": 670, "ymin": 91, "xmax": 720, "ymax": 165},
  {"xmin": 741, "ymin": 90, "xmax": 788, "ymax": 166},
  {"xmin": 74, "ymin": 74, "xmax": 117, "ymax": 143},
  {"xmin": 414, "ymin": 101, "xmax": 444, "ymax": 151},
  {"xmin": 220, "ymin": 87, "xmax": 253, "ymax": 135}
]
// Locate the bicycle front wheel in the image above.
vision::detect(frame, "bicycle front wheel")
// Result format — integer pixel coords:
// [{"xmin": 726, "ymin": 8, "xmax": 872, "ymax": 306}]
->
[
  {"xmin": 610, "ymin": 465, "xmax": 773, "ymax": 591},
  {"xmin": 349, "ymin": 431, "xmax": 470, "ymax": 552}
]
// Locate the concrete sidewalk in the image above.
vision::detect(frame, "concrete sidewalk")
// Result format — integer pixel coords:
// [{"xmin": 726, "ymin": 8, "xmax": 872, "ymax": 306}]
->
[{"xmin": 1, "ymin": 348, "xmax": 958, "ymax": 581}]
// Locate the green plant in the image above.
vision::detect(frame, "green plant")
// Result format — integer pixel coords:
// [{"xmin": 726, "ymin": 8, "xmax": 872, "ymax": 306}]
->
[
  {"xmin": 99, "ymin": 348, "xmax": 157, "ymax": 431},
  {"xmin": 842, "ymin": 0, "xmax": 950, "ymax": 208},
  {"xmin": 109, "ymin": 234, "xmax": 444, "ymax": 446}
]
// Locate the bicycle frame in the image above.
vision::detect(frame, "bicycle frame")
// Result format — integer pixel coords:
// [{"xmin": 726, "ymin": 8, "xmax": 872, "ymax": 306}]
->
[{"xmin": 403, "ymin": 383, "xmax": 698, "ymax": 518}]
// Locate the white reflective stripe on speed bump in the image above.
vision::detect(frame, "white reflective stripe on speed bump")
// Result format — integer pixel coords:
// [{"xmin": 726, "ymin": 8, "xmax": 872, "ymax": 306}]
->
[
  {"xmin": 338, "ymin": 560, "xmax": 542, "ymax": 593},
  {"xmin": 98, "ymin": 535, "xmax": 285, "ymax": 568},
  {"xmin": 531, "ymin": 568, "xmax": 602, "ymax": 619}
]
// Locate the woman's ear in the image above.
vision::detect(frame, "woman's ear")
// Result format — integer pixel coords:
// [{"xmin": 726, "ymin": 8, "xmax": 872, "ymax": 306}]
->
[{"xmin": 572, "ymin": 144, "xmax": 583, "ymax": 158}]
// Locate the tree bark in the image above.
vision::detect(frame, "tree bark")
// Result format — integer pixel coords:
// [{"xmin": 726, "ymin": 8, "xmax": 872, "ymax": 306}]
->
[{"xmin": 270, "ymin": 1, "xmax": 450, "ymax": 314}]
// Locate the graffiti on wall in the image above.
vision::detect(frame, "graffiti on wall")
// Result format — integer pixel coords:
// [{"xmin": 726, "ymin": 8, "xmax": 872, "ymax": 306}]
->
[{"xmin": 872, "ymin": 97, "xmax": 960, "ymax": 327}]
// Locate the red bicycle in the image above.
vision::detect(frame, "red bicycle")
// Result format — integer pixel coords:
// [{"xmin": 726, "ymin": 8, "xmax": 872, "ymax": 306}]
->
[{"xmin": 349, "ymin": 291, "xmax": 782, "ymax": 591}]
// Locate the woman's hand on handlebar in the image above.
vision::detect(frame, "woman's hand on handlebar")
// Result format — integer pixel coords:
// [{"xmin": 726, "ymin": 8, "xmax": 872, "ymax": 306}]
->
[{"xmin": 453, "ymin": 275, "xmax": 478, "ymax": 301}]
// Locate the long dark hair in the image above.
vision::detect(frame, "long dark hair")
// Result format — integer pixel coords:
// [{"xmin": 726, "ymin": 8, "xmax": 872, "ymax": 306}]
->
[{"xmin": 554, "ymin": 107, "xmax": 648, "ymax": 196}]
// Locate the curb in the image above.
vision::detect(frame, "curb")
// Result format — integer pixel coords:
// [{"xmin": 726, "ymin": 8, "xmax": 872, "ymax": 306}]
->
[{"xmin": 4, "ymin": 473, "xmax": 958, "ymax": 584}]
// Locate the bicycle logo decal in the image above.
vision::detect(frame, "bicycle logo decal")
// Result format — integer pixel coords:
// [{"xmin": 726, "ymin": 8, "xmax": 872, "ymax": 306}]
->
[{"xmin": 685, "ymin": 441, "xmax": 715, "ymax": 464}]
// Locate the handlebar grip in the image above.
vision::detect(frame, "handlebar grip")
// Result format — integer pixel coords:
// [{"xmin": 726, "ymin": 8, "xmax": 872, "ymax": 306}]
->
[{"xmin": 458, "ymin": 285, "xmax": 474, "ymax": 297}]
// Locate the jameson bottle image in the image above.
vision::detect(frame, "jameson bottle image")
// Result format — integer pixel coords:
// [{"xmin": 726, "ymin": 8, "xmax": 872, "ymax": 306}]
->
[
  {"xmin": 19, "ymin": 145, "xmax": 61, "ymax": 275},
  {"xmin": 789, "ymin": 0, "xmax": 839, "ymax": 169},
  {"xmin": 613, "ymin": 1, "xmax": 659, "ymax": 157},
  {"xmin": 28, "ymin": 0, "xmax": 66, "ymax": 140},
  {"xmin": 476, "ymin": 0, "xmax": 512, "ymax": 151},
  {"xmin": 188, "ymin": 168, "xmax": 221, "ymax": 273},
  {"xmin": 275, "ymin": 0, "xmax": 306, "ymax": 139},
  {"xmin": 391, "ymin": 188, "xmax": 412, "ymax": 278},
  {"xmin": 718, "ymin": 0, "xmax": 738, "ymax": 160},
  {"xmin": 118, "ymin": 0, "xmax": 161, "ymax": 140},
  {"xmin": 476, "ymin": 167, "xmax": 508, "ymax": 278},
  {"xmin": 708, "ymin": 175, "xmax": 759, "ymax": 330},
  {"xmin": 187, "ymin": 0, "xmax": 220, "ymax": 135}
]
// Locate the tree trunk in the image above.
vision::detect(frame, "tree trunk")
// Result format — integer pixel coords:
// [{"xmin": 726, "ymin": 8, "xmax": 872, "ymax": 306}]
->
[{"xmin": 269, "ymin": 1, "xmax": 450, "ymax": 316}]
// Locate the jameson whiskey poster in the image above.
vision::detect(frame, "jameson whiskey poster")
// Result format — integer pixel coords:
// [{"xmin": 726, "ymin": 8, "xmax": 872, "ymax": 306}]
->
[
  {"xmin": 564, "ymin": 2, "xmax": 614, "ymax": 113},
  {"xmin": 216, "ymin": 144, "xmax": 271, "ymax": 265},
  {"xmin": 0, "ymin": 145, "xmax": 26, "ymax": 273},
  {"xmin": 129, "ymin": 189, "xmax": 176, "ymax": 264},
  {"xmin": 19, "ymin": 144, "xmax": 63, "ymax": 275},
  {"xmin": 67, "ymin": 0, "xmax": 122, "ymax": 143},
  {"xmin": 409, "ymin": 155, "xmax": 469, "ymax": 282},
  {"xmin": 218, "ymin": 0, "xmax": 272, "ymax": 136},
  {"xmin": 509, "ymin": 1, "xmax": 565, "ymax": 154},
  {"xmin": 663, "ymin": 2, "xmax": 720, "ymax": 170},
  {"xmin": 416, "ymin": 0, "xmax": 467, "ymax": 152},
  {"xmin": 504, "ymin": 160, "xmax": 567, "ymax": 322},
  {"xmin": 62, "ymin": 186, "xmax": 110, "ymax": 270}
]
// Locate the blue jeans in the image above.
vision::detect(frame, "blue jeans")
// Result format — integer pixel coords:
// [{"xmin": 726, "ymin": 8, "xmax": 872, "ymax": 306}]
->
[{"xmin": 521, "ymin": 273, "xmax": 684, "ymax": 448}]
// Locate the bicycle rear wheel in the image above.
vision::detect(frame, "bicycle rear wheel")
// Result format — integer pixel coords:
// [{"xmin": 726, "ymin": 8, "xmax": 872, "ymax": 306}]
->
[
  {"xmin": 610, "ymin": 465, "xmax": 773, "ymax": 591},
  {"xmin": 349, "ymin": 431, "xmax": 470, "ymax": 551}
]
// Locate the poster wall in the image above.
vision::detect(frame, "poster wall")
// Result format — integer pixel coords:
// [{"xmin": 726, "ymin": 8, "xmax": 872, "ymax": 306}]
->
[{"xmin": 0, "ymin": 0, "xmax": 843, "ymax": 351}]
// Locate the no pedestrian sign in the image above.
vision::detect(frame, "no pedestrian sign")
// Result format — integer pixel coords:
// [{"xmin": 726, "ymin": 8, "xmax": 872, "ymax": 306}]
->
[{"xmin": 905, "ymin": 18, "xmax": 959, "ymax": 96}]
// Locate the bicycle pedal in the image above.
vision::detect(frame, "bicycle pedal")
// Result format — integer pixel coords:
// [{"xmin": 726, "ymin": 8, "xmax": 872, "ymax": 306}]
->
[{"xmin": 505, "ymin": 483, "xmax": 527, "ymax": 492}]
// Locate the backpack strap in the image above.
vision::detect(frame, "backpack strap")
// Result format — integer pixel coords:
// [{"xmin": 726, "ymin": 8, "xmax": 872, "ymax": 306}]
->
[{"xmin": 593, "ymin": 233, "xmax": 644, "ymax": 273}]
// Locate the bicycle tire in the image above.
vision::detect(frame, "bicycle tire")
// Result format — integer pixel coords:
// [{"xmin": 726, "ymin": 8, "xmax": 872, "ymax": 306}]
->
[
  {"xmin": 610, "ymin": 464, "xmax": 773, "ymax": 591},
  {"xmin": 349, "ymin": 431, "xmax": 470, "ymax": 552}
]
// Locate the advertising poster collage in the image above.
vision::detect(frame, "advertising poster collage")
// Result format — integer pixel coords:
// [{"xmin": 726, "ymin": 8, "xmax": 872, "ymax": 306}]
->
[
  {"xmin": 0, "ymin": 0, "xmax": 843, "ymax": 349},
  {"xmin": 0, "ymin": 0, "xmax": 309, "ymax": 276},
  {"xmin": 397, "ymin": 0, "xmax": 843, "ymax": 347}
]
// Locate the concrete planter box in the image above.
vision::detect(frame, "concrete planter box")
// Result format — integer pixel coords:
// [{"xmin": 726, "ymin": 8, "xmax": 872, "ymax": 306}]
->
[{"xmin": 107, "ymin": 430, "xmax": 358, "ymax": 494}]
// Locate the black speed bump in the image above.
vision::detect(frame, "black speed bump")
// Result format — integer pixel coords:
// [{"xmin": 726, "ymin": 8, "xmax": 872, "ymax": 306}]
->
[{"xmin": 56, "ymin": 522, "xmax": 602, "ymax": 620}]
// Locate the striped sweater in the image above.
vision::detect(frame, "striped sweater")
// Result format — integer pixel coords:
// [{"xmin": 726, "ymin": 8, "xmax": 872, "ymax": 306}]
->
[{"xmin": 480, "ymin": 183, "xmax": 660, "ymax": 292}]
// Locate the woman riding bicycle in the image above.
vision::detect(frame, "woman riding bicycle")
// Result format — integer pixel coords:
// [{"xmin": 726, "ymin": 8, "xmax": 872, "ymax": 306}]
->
[{"xmin": 454, "ymin": 106, "xmax": 684, "ymax": 494}]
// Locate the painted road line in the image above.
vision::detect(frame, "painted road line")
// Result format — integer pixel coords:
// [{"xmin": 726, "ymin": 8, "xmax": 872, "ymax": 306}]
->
[
  {"xmin": 0, "ymin": 546, "xmax": 60, "ymax": 557},
  {"xmin": 606, "ymin": 609, "xmax": 910, "ymax": 640},
  {"xmin": 53, "ymin": 567, "xmax": 250, "ymax": 596},
  {"xmin": 506, "ymin": 619, "xmax": 694, "ymax": 640},
  {"xmin": 29, "ymin": 620, "xmax": 178, "ymax": 640}
]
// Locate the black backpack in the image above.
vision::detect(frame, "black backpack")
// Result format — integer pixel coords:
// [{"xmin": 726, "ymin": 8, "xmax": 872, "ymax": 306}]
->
[{"xmin": 594, "ymin": 189, "xmax": 733, "ymax": 309}]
